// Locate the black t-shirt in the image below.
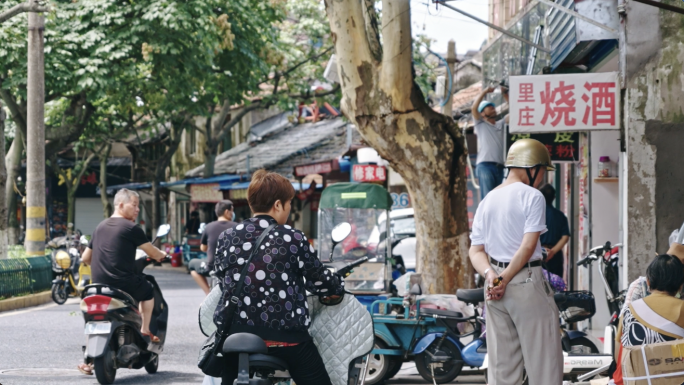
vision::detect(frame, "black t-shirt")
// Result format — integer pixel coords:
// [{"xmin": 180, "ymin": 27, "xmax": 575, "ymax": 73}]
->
[
  {"xmin": 89, "ymin": 217, "xmax": 149, "ymax": 285},
  {"xmin": 200, "ymin": 220, "xmax": 237, "ymax": 266}
]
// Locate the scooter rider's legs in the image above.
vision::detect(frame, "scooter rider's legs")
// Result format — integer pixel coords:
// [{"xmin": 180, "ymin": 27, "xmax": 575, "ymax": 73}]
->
[
  {"xmin": 190, "ymin": 271, "xmax": 210, "ymax": 295},
  {"xmin": 139, "ymin": 298, "xmax": 154, "ymax": 335},
  {"xmin": 188, "ymin": 258, "xmax": 211, "ymax": 295}
]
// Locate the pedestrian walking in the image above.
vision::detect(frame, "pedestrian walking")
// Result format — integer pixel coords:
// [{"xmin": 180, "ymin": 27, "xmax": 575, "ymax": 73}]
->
[
  {"xmin": 539, "ymin": 184, "xmax": 570, "ymax": 279},
  {"xmin": 469, "ymin": 139, "xmax": 563, "ymax": 385},
  {"xmin": 471, "ymin": 85, "xmax": 509, "ymax": 199}
]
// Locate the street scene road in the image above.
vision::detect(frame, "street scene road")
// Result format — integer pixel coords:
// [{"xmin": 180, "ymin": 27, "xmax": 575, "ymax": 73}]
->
[{"xmin": 0, "ymin": 268, "xmax": 485, "ymax": 385}]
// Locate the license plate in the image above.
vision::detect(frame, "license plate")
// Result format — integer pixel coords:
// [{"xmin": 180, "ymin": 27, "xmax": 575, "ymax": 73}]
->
[{"xmin": 84, "ymin": 322, "xmax": 111, "ymax": 335}]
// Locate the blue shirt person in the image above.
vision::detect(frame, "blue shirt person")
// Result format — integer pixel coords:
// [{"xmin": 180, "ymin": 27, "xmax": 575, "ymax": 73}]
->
[
  {"xmin": 472, "ymin": 85, "xmax": 509, "ymax": 199},
  {"xmin": 539, "ymin": 184, "xmax": 570, "ymax": 278}
]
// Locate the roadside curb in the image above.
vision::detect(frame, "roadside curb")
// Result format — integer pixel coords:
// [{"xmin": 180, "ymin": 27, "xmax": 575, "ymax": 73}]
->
[{"xmin": 0, "ymin": 291, "xmax": 52, "ymax": 313}]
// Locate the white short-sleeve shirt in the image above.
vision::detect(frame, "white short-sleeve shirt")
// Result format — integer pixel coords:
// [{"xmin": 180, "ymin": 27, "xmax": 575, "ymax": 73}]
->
[{"xmin": 470, "ymin": 182, "xmax": 547, "ymax": 263}]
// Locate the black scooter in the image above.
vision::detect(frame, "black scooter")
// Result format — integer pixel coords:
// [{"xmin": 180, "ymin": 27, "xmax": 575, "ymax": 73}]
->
[{"xmin": 80, "ymin": 224, "xmax": 171, "ymax": 385}]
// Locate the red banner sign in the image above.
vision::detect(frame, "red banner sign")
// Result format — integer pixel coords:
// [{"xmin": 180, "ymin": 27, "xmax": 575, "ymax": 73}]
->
[
  {"xmin": 294, "ymin": 161, "xmax": 336, "ymax": 177},
  {"xmin": 352, "ymin": 165, "xmax": 386, "ymax": 183}
]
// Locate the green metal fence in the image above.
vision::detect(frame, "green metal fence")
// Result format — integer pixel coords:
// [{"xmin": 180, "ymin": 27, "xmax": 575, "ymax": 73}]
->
[{"xmin": 0, "ymin": 256, "xmax": 52, "ymax": 299}]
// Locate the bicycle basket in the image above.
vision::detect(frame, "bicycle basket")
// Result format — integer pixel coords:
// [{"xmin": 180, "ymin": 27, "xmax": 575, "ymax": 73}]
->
[{"xmin": 556, "ymin": 290, "xmax": 596, "ymax": 323}]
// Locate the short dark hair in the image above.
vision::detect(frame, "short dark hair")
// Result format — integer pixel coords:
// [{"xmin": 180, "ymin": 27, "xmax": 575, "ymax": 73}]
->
[
  {"xmin": 247, "ymin": 170, "xmax": 295, "ymax": 213},
  {"xmin": 647, "ymin": 254, "xmax": 684, "ymax": 296},
  {"xmin": 539, "ymin": 184, "xmax": 556, "ymax": 206},
  {"xmin": 215, "ymin": 200, "xmax": 234, "ymax": 218}
]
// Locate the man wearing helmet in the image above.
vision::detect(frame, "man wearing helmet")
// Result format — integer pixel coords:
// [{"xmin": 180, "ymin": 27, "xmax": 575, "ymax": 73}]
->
[
  {"xmin": 469, "ymin": 139, "xmax": 563, "ymax": 385},
  {"xmin": 471, "ymin": 85, "xmax": 509, "ymax": 199}
]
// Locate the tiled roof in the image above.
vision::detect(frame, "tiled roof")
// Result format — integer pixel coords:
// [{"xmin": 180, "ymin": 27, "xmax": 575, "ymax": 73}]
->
[{"xmin": 185, "ymin": 118, "xmax": 349, "ymax": 178}]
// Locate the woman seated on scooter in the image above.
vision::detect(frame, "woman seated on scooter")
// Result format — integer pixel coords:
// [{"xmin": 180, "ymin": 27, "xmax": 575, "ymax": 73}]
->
[
  {"xmin": 612, "ymin": 254, "xmax": 684, "ymax": 385},
  {"xmin": 213, "ymin": 170, "xmax": 345, "ymax": 385}
]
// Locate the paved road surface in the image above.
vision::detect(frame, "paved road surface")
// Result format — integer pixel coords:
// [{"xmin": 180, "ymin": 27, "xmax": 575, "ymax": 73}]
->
[{"xmin": 0, "ymin": 267, "xmax": 484, "ymax": 385}]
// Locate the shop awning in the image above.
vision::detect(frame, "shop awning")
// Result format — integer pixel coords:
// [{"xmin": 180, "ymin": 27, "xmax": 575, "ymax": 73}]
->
[{"xmin": 215, "ymin": 181, "xmax": 322, "ymax": 191}]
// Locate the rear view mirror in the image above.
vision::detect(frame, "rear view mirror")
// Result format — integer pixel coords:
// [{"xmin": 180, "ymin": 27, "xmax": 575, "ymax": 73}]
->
[
  {"xmin": 156, "ymin": 224, "xmax": 171, "ymax": 238},
  {"xmin": 328, "ymin": 222, "xmax": 352, "ymax": 262},
  {"xmin": 331, "ymin": 222, "xmax": 352, "ymax": 243},
  {"xmin": 80, "ymin": 235, "xmax": 89, "ymax": 246},
  {"xmin": 199, "ymin": 222, "xmax": 206, "ymax": 234}
]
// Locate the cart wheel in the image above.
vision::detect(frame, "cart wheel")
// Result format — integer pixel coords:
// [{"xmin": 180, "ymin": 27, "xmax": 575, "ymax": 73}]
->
[
  {"xmin": 365, "ymin": 338, "xmax": 393, "ymax": 384},
  {"xmin": 383, "ymin": 357, "xmax": 403, "ymax": 380},
  {"xmin": 415, "ymin": 339, "xmax": 463, "ymax": 384}
]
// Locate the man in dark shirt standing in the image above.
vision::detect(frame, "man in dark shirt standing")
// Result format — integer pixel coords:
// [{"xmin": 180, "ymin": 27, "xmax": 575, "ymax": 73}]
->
[
  {"xmin": 189, "ymin": 200, "xmax": 237, "ymax": 294},
  {"xmin": 81, "ymin": 188, "xmax": 168, "ymax": 341},
  {"xmin": 539, "ymin": 184, "xmax": 570, "ymax": 279}
]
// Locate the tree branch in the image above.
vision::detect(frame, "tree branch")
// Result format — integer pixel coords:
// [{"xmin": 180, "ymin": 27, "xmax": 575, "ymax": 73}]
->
[
  {"xmin": 288, "ymin": 83, "xmax": 341, "ymax": 100},
  {"xmin": 280, "ymin": 46, "xmax": 334, "ymax": 78},
  {"xmin": 0, "ymin": 2, "xmax": 49, "ymax": 24},
  {"xmin": 0, "ymin": 83, "xmax": 27, "ymax": 138}
]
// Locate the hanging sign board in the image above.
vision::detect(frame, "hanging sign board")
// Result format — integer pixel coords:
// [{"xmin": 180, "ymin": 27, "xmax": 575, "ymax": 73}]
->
[
  {"xmin": 509, "ymin": 72, "xmax": 620, "ymax": 133},
  {"xmin": 294, "ymin": 160, "xmax": 338, "ymax": 177},
  {"xmin": 190, "ymin": 183, "xmax": 223, "ymax": 202},
  {"xmin": 352, "ymin": 165, "xmax": 386, "ymax": 183},
  {"xmin": 506, "ymin": 132, "xmax": 580, "ymax": 163}
]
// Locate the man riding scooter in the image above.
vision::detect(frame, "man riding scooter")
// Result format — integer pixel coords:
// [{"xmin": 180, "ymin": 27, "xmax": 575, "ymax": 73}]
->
[{"xmin": 78, "ymin": 188, "xmax": 169, "ymax": 375}]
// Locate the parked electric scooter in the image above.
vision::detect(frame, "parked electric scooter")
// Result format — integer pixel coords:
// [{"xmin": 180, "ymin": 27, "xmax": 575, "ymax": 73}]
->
[
  {"xmin": 80, "ymin": 224, "xmax": 171, "ymax": 385},
  {"xmin": 51, "ymin": 232, "xmax": 92, "ymax": 304},
  {"xmin": 217, "ymin": 222, "xmax": 374, "ymax": 385}
]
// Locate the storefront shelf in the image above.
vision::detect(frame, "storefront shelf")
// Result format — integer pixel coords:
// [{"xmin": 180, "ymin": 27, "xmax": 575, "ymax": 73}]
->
[{"xmin": 594, "ymin": 177, "xmax": 619, "ymax": 183}]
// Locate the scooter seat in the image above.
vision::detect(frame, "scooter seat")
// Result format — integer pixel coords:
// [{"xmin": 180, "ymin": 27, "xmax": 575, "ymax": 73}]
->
[
  {"xmin": 222, "ymin": 333, "xmax": 268, "ymax": 354},
  {"xmin": 82, "ymin": 284, "xmax": 138, "ymax": 306},
  {"xmin": 456, "ymin": 288, "xmax": 485, "ymax": 304},
  {"xmin": 420, "ymin": 308, "xmax": 465, "ymax": 320},
  {"xmin": 248, "ymin": 354, "xmax": 289, "ymax": 371}
]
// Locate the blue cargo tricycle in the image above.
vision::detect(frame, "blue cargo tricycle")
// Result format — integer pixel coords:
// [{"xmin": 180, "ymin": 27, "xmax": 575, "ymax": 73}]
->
[{"xmin": 365, "ymin": 287, "xmax": 488, "ymax": 384}]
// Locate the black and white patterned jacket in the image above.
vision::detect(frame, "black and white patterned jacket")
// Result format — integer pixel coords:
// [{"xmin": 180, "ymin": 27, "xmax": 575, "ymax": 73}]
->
[{"xmin": 213, "ymin": 215, "xmax": 344, "ymax": 342}]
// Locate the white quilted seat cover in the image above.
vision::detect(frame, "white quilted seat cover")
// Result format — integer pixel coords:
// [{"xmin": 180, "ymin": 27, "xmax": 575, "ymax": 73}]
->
[
  {"xmin": 307, "ymin": 294, "xmax": 374, "ymax": 385},
  {"xmin": 198, "ymin": 290, "xmax": 374, "ymax": 385}
]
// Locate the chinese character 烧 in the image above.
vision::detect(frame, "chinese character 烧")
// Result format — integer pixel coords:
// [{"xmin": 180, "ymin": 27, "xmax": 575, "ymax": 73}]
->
[
  {"xmin": 540, "ymin": 81, "xmax": 577, "ymax": 127},
  {"xmin": 581, "ymin": 82, "xmax": 616, "ymax": 126}
]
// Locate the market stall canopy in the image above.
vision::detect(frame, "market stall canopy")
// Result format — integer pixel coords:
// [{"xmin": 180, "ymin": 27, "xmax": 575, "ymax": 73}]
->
[
  {"xmin": 102, "ymin": 174, "xmax": 243, "ymax": 195},
  {"xmin": 319, "ymin": 183, "xmax": 392, "ymax": 210}
]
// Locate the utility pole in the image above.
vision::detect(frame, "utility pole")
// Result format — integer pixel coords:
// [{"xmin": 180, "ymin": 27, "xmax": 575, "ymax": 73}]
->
[
  {"xmin": 25, "ymin": 0, "xmax": 46, "ymax": 256},
  {"xmin": 442, "ymin": 40, "xmax": 457, "ymax": 117}
]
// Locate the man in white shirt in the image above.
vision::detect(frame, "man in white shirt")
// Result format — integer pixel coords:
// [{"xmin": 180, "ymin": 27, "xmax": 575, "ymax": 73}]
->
[{"xmin": 469, "ymin": 139, "xmax": 563, "ymax": 385}]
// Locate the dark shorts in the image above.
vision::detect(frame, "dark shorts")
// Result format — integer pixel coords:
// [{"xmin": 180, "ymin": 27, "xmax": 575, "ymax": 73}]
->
[
  {"xmin": 188, "ymin": 258, "xmax": 211, "ymax": 277},
  {"xmin": 112, "ymin": 277, "xmax": 155, "ymax": 302}
]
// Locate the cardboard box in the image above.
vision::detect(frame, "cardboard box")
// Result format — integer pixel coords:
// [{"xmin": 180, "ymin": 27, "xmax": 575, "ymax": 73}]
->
[{"xmin": 622, "ymin": 340, "xmax": 684, "ymax": 385}]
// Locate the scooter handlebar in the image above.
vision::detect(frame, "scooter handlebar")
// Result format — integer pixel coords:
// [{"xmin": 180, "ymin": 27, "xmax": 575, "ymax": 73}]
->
[{"xmin": 335, "ymin": 257, "xmax": 369, "ymax": 277}]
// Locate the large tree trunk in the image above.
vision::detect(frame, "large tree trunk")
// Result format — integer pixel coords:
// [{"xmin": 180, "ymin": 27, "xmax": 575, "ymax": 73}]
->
[
  {"xmin": 325, "ymin": 0, "xmax": 472, "ymax": 293},
  {"xmin": 6, "ymin": 130, "xmax": 23, "ymax": 245},
  {"xmin": 99, "ymin": 144, "xmax": 113, "ymax": 218}
]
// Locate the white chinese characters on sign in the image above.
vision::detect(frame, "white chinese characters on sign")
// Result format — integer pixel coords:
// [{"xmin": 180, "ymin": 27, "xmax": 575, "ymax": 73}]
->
[
  {"xmin": 509, "ymin": 72, "xmax": 620, "ymax": 133},
  {"xmin": 352, "ymin": 165, "xmax": 386, "ymax": 183}
]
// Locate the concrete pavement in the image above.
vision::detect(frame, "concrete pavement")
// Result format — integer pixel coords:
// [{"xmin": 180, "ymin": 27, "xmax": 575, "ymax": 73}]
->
[{"xmin": 0, "ymin": 267, "xmax": 484, "ymax": 385}]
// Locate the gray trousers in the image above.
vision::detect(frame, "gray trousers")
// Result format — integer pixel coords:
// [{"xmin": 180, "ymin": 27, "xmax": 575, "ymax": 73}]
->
[{"xmin": 486, "ymin": 264, "xmax": 563, "ymax": 385}]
